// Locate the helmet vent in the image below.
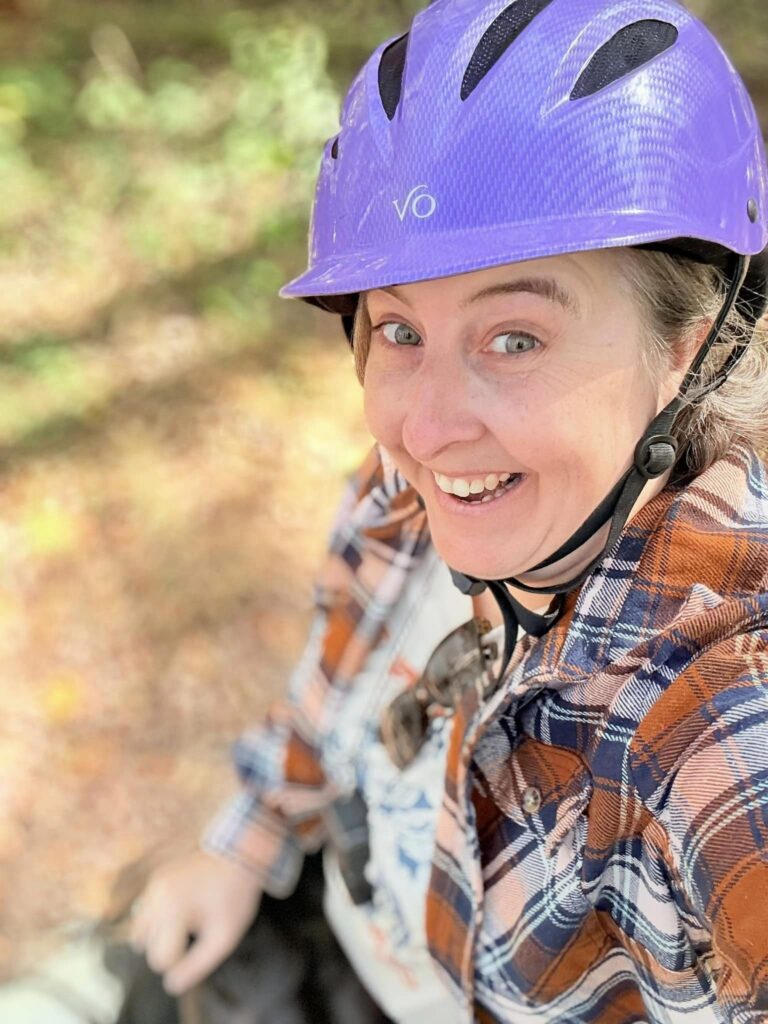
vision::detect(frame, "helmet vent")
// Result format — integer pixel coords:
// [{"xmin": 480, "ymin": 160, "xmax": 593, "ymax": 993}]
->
[
  {"xmin": 330, "ymin": 136, "xmax": 339, "ymax": 159},
  {"xmin": 571, "ymin": 20, "xmax": 679, "ymax": 101},
  {"xmin": 379, "ymin": 33, "xmax": 409, "ymax": 120},
  {"xmin": 461, "ymin": 0, "xmax": 555, "ymax": 102}
]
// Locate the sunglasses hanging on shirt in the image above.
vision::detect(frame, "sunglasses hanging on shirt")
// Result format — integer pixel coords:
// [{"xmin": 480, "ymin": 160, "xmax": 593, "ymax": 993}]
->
[{"xmin": 380, "ymin": 616, "xmax": 501, "ymax": 769}]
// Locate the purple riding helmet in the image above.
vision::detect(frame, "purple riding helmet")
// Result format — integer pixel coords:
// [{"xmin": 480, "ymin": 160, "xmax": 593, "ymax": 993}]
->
[{"xmin": 280, "ymin": 0, "xmax": 768, "ymax": 659}]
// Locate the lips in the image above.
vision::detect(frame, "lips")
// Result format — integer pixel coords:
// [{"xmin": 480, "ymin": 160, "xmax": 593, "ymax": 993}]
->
[
  {"xmin": 453, "ymin": 474, "xmax": 521, "ymax": 503},
  {"xmin": 429, "ymin": 471, "xmax": 527, "ymax": 514},
  {"xmin": 431, "ymin": 469, "xmax": 515, "ymax": 497}
]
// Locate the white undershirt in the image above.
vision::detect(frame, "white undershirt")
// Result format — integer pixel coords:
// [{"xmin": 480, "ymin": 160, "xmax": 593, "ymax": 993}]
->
[{"xmin": 323, "ymin": 618, "xmax": 524, "ymax": 1024}]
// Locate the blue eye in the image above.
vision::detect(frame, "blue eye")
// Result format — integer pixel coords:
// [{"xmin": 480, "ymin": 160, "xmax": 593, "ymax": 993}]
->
[
  {"xmin": 381, "ymin": 322, "xmax": 422, "ymax": 346},
  {"xmin": 488, "ymin": 331, "xmax": 539, "ymax": 355}
]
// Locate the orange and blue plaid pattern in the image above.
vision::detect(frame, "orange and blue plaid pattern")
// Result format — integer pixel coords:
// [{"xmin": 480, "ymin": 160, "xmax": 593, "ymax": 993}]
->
[
  {"xmin": 429, "ymin": 447, "xmax": 768, "ymax": 1021},
  {"xmin": 205, "ymin": 442, "xmax": 768, "ymax": 1022},
  {"xmin": 204, "ymin": 443, "xmax": 431, "ymax": 894}
]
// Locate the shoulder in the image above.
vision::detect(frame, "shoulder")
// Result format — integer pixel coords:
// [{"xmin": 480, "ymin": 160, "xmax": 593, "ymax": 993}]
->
[
  {"xmin": 630, "ymin": 624, "xmax": 768, "ymax": 1010},
  {"xmin": 313, "ymin": 442, "xmax": 431, "ymax": 610},
  {"xmin": 630, "ymin": 611, "xmax": 768, "ymax": 809}
]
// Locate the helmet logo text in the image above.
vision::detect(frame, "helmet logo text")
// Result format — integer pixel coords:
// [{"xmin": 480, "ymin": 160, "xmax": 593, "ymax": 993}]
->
[{"xmin": 393, "ymin": 185, "xmax": 437, "ymax": 221}]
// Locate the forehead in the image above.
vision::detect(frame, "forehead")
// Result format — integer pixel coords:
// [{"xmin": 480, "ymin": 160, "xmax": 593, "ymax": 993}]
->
[{"xmin": 363, "ymin": 251, "xmax": 616, "ymax": 316}]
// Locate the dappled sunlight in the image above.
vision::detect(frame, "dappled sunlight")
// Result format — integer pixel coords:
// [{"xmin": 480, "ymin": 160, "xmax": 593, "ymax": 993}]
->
[
  {"xmin": 0, "ymin": 322, "xmax": 370, "ymax": 977},
  {"xmin": 0, "ymin": 0, "xmax": 764, "ymax": 1000}
]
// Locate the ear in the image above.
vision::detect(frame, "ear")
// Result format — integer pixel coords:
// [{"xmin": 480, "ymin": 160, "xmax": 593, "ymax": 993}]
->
[
  {"xmin": 678, "ymin": 319, "xmax": 712, "ymax": 371},
  {"xmin": 653, "ymin": 320, "xmax": 707, "ymax": 413}
]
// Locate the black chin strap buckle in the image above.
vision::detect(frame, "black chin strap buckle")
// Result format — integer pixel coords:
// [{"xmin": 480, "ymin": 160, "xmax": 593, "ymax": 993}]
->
[
  {"xmin": 449, "ymin": 568, "xmax": 487, "ymax": 596},
  {"xmin": 634, "ymin": 434, "xmax": 678, "ymax": 480}
]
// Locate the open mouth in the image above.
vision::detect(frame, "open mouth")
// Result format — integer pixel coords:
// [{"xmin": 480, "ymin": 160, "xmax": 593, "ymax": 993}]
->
[
  {"xmin": 434, "ymin": 468, "xmax": 528, "ymax": 505},
  {"xmin": 453, "ymin": 474, "xmax": 523, "ymax": 504}
]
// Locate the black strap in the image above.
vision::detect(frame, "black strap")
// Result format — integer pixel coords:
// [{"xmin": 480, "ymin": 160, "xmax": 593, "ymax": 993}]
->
[
  {"xmin": 484, "ymin": 580, "xmax": 565, "ymax": 680},
  {"xmin": 681, "ymin": 254, "xmax": 751, "ymax": 399},
  {"xmin": 449, "ymin": 400, "xmax": 681, "ymax": 601},
  {"xmin": 451, "ymin": 253, "xmax": 755, "ymax": 671}
]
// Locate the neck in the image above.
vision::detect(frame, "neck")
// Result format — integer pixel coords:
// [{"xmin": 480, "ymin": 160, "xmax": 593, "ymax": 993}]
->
[{"xmin": 472, "ymin": 582, "xmax": 555, "ymax": 627}]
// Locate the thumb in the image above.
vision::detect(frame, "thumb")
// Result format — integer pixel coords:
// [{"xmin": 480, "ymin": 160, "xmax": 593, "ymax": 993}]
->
[{"xmin": 162, "ymin": 928, "xmax": 235, "ymax": 996}]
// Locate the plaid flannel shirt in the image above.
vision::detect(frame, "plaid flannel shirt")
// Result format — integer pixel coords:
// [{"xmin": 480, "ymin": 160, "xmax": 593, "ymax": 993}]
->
[{"xmin": 204, "ymin": 442, "xmax": 768, "ymax": 1023}]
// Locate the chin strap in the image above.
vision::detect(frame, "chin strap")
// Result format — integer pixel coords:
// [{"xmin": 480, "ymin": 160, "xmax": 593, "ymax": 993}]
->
[
  {"xmin": 450, "ymin": 254, "xmax": 753, "ymax": 680},
  {"xmin": 482, "ymin": 579, "xmax": 564, "ymax": 681}
]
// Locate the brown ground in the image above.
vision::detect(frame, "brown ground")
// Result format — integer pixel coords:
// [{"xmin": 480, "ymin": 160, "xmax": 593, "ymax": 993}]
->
[{"xmin": 0, "ymin": 301, "xmax": 370, "ymax": 980}]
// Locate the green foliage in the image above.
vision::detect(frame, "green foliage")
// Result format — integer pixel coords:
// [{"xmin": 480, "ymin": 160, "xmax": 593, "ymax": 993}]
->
[
  {"xmin": 0, "ymin": 2, "xmax": 763, "ymax": 976},
  {"xmin": 0, "ymin": 0, "xmax": 383, "ymax": 451},
  {"xmin": 0, "ymin": 0, "xmax": 763, "ymax": 452}
]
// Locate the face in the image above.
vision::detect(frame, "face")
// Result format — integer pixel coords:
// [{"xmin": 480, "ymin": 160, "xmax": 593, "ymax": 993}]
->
[{"xmin": 362, "ymin": 250, "xmax": 684, "ymax": 584}]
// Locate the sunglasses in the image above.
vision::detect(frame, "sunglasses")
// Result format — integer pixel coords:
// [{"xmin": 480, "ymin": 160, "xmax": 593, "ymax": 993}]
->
[{"xmin": 380, "ymin": 616, "xmax": 500, "ymax": 769}]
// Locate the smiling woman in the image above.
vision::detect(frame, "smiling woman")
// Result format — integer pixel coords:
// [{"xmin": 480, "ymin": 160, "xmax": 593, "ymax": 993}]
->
[
  {"xmin": 359, "ymin": 251, "xmax": 668, "ymax": 586},
  {"xmin": 354, "ymin": 247, "xmax": 768, "ymax": 586},
  {"xmin": 132, "ymin": 2, "xmax": 768, "ymax": 1022}
]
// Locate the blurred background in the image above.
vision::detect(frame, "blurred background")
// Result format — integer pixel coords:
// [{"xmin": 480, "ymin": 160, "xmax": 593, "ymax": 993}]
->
[{"xmin": 0, "ymin": 0, "xmax": 765, "ymax": 1019}]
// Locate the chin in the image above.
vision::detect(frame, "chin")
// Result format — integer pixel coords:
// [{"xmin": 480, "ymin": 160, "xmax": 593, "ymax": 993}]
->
[{"xmin": 430, "ymin": 537, "xmax": 524, "ymax": 582}]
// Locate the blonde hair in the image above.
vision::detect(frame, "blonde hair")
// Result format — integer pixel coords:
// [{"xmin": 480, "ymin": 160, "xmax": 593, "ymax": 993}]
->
[
  {"xmin": 615, "ymin": 248, "xmax": 768, "ymax": 481},
  {"xmin": 350, "ymin": 248, "xmax": 768, "ymax": 482}
]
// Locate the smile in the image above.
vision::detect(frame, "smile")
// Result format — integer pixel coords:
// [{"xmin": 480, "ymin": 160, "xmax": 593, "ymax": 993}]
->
[{"xmin": 432, "ymin": 470, "xmax": 517, "ymax": 499}]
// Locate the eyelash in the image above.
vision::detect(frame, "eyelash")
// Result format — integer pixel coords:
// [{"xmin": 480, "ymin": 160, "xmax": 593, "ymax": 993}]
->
[{"xmin": 372, "ymin": 321, "xmax": 541, "ymax": 355}]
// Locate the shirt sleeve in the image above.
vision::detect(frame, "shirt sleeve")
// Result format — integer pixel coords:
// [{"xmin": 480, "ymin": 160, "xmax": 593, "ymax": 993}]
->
[
  {"xmin": 201, "ymin": 444, "xmax": 386, "ymax": 898},
  {"xmin": 201, "ymin": 609, "xmax": 332, "ymax": 897},
  {"xmin": 662, "ymin": 631, "xmax": 768, "ymax": 1018}
]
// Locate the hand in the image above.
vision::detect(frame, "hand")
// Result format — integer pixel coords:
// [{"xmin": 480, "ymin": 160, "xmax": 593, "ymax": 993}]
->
[{"xmin": 129, "ymin": 849, "xmax": 263, "ymax": 996}]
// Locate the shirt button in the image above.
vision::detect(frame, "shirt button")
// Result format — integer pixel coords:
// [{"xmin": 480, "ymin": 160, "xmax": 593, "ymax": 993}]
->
[{"xmin": 522, "ymin": 786, "xmax": 542, "ymax": 814}]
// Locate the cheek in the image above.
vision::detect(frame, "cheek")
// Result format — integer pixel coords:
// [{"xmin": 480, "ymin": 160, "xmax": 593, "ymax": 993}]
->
[
  {"xmin": 362, "ymin": 375, "xmax": 400, "ymax": 448},
  {"xmin": 530, "ymin": 366, "xmax": 652, "ymax": 485},
  {"xmin": 515, "ymin": 352, "xmax": 642, "ymax": 449}
]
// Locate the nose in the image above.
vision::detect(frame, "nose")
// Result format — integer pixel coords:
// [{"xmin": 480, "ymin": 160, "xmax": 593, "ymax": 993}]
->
[{"xmin": 400, "ymin": 348, "xmax": 485, "ymax": 465}]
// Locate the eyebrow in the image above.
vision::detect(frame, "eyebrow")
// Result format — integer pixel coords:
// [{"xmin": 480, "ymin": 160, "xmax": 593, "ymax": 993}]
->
[{"xmin": 367, "ymin": 276, "xmax": 581, "ymax": 316}]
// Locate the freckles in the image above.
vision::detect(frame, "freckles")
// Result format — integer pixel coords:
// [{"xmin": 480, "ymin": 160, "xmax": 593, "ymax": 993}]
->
[
  {"xmin": 363, "ymin": 380, "xmax": 384, "ymax": 430},
  {"xmin": 363, "ymin": 397, "xmax": 385, "ymax": 440},
  {"xmin": 514, "ymin": 377, "xmax": 571, "ymax": 429},
  {"xmin": 543, "ymin": 360, "xmax": 596, "ymax": 396},
  {"xmin": 363, "ymin": 381, "xmax": 401, "ymax": 446}
]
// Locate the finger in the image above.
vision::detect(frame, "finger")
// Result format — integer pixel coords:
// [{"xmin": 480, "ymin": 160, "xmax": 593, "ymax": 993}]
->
[
  {"xmin": 163, "ymin": 928, "xmax": 234, "ymax": 996},
  {"xmin": 128, "ymin": 904, "xmax": 151, "ymax": 952},
  {"xmin": 145, "ymin": 918, "xmax": 193, "ymax": 975},
  {"xmin": 129, "ymin": 895, "xmax": 167, "ymax": 954}
]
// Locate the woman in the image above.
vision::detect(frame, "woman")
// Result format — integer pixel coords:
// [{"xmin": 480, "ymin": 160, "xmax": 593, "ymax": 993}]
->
[{"xmin": 131, "ymin": 1, "xmax": 768, "ymax": 1021}]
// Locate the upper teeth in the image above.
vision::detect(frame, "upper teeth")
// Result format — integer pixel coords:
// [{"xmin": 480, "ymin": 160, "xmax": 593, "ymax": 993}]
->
[{"xmin": 433, "ymin": 471, "xmax": 513, "ymax": 497}]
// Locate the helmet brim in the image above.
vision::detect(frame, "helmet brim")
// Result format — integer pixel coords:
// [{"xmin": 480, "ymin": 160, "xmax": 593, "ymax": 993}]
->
[{"xmin": 279, "ymin": 212, "xmax": 766, "ymax": 310}]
